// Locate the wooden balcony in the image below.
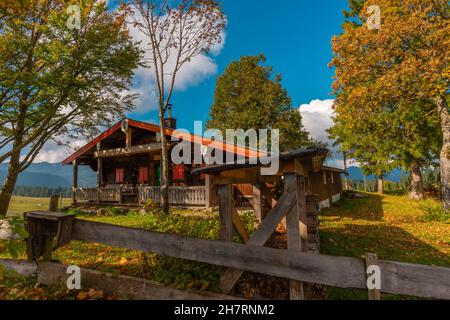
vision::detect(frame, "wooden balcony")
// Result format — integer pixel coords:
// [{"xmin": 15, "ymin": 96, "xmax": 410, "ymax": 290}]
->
[{"xmin": 74, "ymin": 186, "xmax": 207, "ymax": 207}]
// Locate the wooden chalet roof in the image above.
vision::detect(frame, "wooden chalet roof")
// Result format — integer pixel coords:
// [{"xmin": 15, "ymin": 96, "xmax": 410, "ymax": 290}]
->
[
  {"xmin": 61, "ymin": 118, "xmax": 265, "ymax": 165},
  {"xmin": 191, "ymin": 147, "xmax": 330, "ymax": 176},
  {"xmin": 321, "ymin": 166, "xmax": 349, "ymax": 175}
]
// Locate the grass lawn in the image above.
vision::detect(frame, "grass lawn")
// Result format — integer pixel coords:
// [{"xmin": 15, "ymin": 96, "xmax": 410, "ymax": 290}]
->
[
  {"xmin": 0, "ymin": 193, "xmax": 448, "ymax": 300},
  {"xmin": 319, "ymin": 193, "xmax": 449, "ymax": 299},
  {"xmin": 7, "ymin": 196, "xmax": 72, "ymax": 217}
]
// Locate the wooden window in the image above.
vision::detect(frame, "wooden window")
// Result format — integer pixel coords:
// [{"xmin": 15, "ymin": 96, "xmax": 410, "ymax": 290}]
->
[
  {"xmin": 331, "ymin": 172, "xmax": 334, "ymax": 184},
  {"xmin": 323, "ymin": 171, "xmax": 327, "ymax": 185},
  {"xmin": 139, "ymin": 166, "xmax": 149, "ymax": 184},
  {"xmin": 115, "ymin": 168, "xmax": 125, "ymax": 184}
]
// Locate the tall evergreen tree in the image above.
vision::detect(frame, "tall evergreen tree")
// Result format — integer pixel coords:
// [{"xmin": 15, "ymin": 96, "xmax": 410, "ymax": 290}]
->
[{"xmin": 207, "ymin": 55, "xmax": 313, "ymax": 152}]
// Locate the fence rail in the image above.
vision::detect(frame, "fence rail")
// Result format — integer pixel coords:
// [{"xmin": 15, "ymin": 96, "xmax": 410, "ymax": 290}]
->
[{"xmin": 70, "ymin": 219, "xmax": 450, "ymax": 300}]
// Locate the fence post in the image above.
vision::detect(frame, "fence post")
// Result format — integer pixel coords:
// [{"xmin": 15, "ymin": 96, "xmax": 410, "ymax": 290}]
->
[
  {"xmin": 49, "ymin": 195, "xmax": 60, "ymax": 212},
  {"xmin": 365, "ymin": 253, "xmax": 381, "ymax": 300},
  {"xmin": 218, "ymin": 184, "xmax": 234, "ymax": 242}
]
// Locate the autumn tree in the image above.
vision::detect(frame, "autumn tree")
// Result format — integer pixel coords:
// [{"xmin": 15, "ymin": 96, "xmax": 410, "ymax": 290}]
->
[
  {"xmin": 207, "ymin": 55, "xmax": 313, "ymax": 152},
  {"xmin": 330, "ymin": 0, "xmax": 448, "ymax": 201},
  {"xmin": 127, "ymin": 0, "xmax": 225, "ymax": 214},
  {"xmin": 0, "ymin": 0, "xmax": 141, "ymax": 216}
]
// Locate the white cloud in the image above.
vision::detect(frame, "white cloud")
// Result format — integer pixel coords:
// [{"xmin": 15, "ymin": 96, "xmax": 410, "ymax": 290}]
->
[
  {"xmin": 299, "ymin": 99, "xmax": 348, "ymax": 169},
  {"xmin": 299, "ymin": 99, "xmax": 335, "ymax": 146},
  {"xmin": 30, "ymin": 138, "xmax": 88, "ymax": 164}
]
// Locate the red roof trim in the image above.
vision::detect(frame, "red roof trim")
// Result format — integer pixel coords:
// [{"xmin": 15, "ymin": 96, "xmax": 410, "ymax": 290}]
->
[
  {"xmin": 61, "ymin": 121, "xmax": 123, "ymax": 165},
  {"xmin": 62, "ymin": 118, "xmax": 263, "ymax": 165}
]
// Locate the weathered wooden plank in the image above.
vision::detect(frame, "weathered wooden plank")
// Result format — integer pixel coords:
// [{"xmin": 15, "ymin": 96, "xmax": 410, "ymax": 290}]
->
[
  {"xmin": 284, "ymin": 173, "xmax": 304, "ymax": 300},
  {"xmin": 365, "ymin": 253, "xmax": 381, "ymax": 300},
  {"xmin": 71, "ymin": 219, "xmax": 366, "ymax": 289},
  {"xmin": 218, "ymin": 184, "xmax": 234, "ymax": 242},
  {"xmin": 378, "ymin": 260, "xmax": 450, "ymax": 300},
  {"xmin": 252, "ymin": 183, "xmax": 263, "ymax": 223},
  {"xmin": 260, "ymin": 183, "xmax": 277, "ymax": 208},
  {"xmin": 219, "ymin": 191, "xmax": 296, "ymax": 294},
  {"xmin": 72, "ymin": 160, "xmax": 78, "ymax": 204},
  {"xmin": 37, "ymin": 262, "xmax": 240, "ymax": 300},
  {"xmin": 233, "ymin": 208, "xmax": 249, "ymax": 243},
  {"xmin": 0, "ymin": 259, "xmax": 37, "ymax": 276},
  {"xmin": 94, "ymin": 143, "xmax": 162, "ymax": 158},
  {"xmin": 205, "ymin": 175, "xmax": 212, "ymax": 209},
  {"xmin": 70, "ymin": 219, "xmax": 450, "ymax": 299}
]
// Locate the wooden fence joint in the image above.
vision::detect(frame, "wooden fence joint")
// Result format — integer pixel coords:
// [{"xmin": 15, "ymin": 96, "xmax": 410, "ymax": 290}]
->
[
  {"xmin": 365, "ymin": 253, "xmax": 381, "ymax": 300},
  {"xmin": 24, "ymin": 211, "xmax": 75, "ymax": 262}
]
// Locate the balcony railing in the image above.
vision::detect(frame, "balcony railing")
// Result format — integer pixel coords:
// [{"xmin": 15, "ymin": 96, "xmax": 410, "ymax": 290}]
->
[{"xmin": 74, "ymin": 186, "xmax": 206, "ymax": 207}]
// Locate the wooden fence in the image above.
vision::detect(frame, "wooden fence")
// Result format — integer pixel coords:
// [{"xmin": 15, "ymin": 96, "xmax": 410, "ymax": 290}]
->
[{"xmin": 23, "ymin": 212, "xmax": 450, "ymax": 300}]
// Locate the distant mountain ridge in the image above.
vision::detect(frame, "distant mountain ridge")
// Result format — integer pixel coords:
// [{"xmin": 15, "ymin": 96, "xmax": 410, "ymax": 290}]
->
[
  {"xmin": 0, "ymin": 162, "xmax": 405, "ymax": 188},
  {"xmin": 347, "ymin": 166, "xmax": 405, "ymax": 182},
  {"xmin": 0, "ymin": 162, "xmax": 96, "ymax": 188}
]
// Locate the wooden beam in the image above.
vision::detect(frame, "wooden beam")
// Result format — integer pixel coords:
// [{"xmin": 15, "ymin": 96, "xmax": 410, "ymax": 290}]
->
[
  {"xmin": 205, "ymin": 175, "xmax": 212, "ymax": 209},
  {"xmin": 72, "ymin": 160, "xmax": 78, "ymax": 204},
  {"xmin": 218, "ymin": 184, "xmax": 233, "ymax": 242},
  {"xmin": 261, "ymin": 183, "xmax": 277, "ymax": 208},
  {"xmin": 38, "ymin": 262, "xmax": 240, "ymax": 300},
  {"xmin": 97, "ymin": 157, "xmax": 102, "ymax": 204},
  {"xmin": 126, "ymin": 127, "xmax": 132, "ymax": 148},
  {"xmin": 94, "ymin": 143, "xmax": 162, "ymax": 158},
  {"xmin": 281, "ymin": 159, "xmax": 305, "ymax": 176},
  {"xmin": 232, "ymin": 208, "xmax": 249, "ymax": 243},
  {"xmin": 365, "ymin": 253, "xmax": 381, "ymax": 300},
  {"xmin": 252, "ymin": 183, "xmax": 263, "ymax": 223},
  {"xmin": 284, "ymin": 173, "xmax": 307, "ymax": 300},
  {"xmin": 219, "ymin": 191, "xmax": 296, "ymax": 294},
  {"xmin": 70, "ymin": 219, "xmax": 450, "ymax": 299}
]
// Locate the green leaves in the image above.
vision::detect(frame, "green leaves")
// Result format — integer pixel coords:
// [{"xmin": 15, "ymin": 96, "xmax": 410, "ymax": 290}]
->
[
  {"xmin": 207, "ymin": 55, "xmax": 314, "ymax": 151},
  {"xmin": 330, "ymin": 0, "xmax": 447, "ymax": 177}
]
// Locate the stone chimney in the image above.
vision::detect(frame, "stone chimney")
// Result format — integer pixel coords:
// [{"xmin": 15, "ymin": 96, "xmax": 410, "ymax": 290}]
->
[{"xmin": 163, "ymin": 104, "xmax": 177, "ymax": 129}]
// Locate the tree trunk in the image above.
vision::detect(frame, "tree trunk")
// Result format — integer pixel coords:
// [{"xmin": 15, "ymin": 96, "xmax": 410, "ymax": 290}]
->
[
  {"xmin": 343, "ymin": 151, "xmax": 349, "ymax": 190},
  {"xmin": 159, "ymin": 112, "xmax": 170, "ymax": 215},
  {"xmin": 409, "ymin": 162, "xmax": 424, "ymax": 200},
  {"xmin": 377, "ymin": 176, "xmax": 384, "ymax": 194},
  {"xmin": 436, "ymin": 96, "xmax": 450, "ymax": 211},
  {"xmin": 0, "ymin": 148, "xmax": 22, "ymax": 217}
]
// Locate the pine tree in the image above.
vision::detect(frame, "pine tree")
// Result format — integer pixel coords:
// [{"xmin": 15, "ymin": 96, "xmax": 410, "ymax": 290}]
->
[{"xmin": 207, "ymin": 55, "xmax": 313, "ymax": 152}]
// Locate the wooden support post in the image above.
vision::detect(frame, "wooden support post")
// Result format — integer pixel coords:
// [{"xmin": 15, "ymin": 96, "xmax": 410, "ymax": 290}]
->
[
  {"xmin": 261, "ymin": 183, "xmax": 277, "ymax": 208},
  {"xmin": 49, "ymin": 195, "xmax": 60, "ymax": 212},
  {"xmin": 24, "ymin": 212, "xmax": 75, "ymax": 262},
  {"xmin": 72, "ymin": 160, "xmax": 78, "ymax": 205},
  {"xmin": 252, "ymin": 183, "xmax": 263, "ymax": 223},
  {"xmin": 150, "ymin": 162, "xmax": 156, "ymax": 186},
  {"xmin": 218, "ymin": 184, "xmax": 234, "ymax": 242},
  {"xmin": 126, "ymin": 127, "xmax": 132, "ymax": 148},
  {"xmin": 205, "ymin": 174, "xmax": 213, "ymax": 210},
  {"xmin": 232, "ymin": 208, "xmax": 249, "ymax": 242},
  {"xmin": 365, "ymin": 253, "xmax": 381, "ymax": 300},
  {"xmin": 284, "ymin": 173, "xmax": 308, "ymax": 300},
  {"xmin": 97, "ymin": 157, "xmax": 103, "ymax": 204}
]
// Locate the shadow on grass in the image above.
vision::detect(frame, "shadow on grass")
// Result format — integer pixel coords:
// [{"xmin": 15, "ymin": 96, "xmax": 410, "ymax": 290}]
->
[
  {"xmin": 320, "ymin": 222, "xmax": 449, "ymax": 300},
  {"xmin": 321, "ymin": 193, "xmax": 384, "ymax": 221},
  {"xmin": 320, "ymin": 223, "xmax": 450, "ymax": 267}
]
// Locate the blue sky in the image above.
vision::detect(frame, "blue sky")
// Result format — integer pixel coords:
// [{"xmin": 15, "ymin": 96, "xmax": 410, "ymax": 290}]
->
[
  {"xmin": 126, "ymin": 0, "xmax": 349, "ymax": 131},
  {"xmin": 36, "ymin": 0, "xmax": 350, "ymax": 164}
]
